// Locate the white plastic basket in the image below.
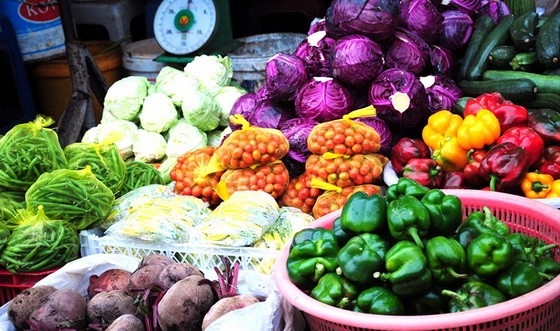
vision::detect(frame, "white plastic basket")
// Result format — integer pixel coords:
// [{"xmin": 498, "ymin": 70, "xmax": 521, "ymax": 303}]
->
[{"xmin": 79, "ymin": 229, "xmax": 279, "ymax": 274}]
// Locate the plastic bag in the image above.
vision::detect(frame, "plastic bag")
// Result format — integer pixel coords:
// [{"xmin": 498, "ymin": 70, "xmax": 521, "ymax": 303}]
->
[
  {"xmin": 196, "ymin": 191, "xmax": 280, "ymax": 246},
  {"xmin": 0, "ymin": 189, "xmax": 25, "ymax": 227},
  {"xmin": 121, "ymin": 161, "xmax": 165, "ymax": 196}
]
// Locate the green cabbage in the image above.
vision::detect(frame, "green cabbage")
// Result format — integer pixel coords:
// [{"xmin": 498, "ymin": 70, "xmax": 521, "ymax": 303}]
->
[
  {"xmin": 138, "ymin": 92, "xmax": 179, "ymax": 133},
  {"xmin": 155, "ymin": 66, "xmax": 200, "ymax": 107},
  {"xmin": 214, "ymin": 85, "xmax": 247, "ymax": 126},
  {"xmin": 132, "ymin": 129, "xmax": 167, "ymax": 162},
  {"xmin": 104, "ymin": 76, "xmax": 150, "ymax": 120},
  {"xmin": 181, "ymin": 89, "xmax": 221, "ymax": 131},
  {"xmin": 184, "ymin": 55, "xmax": 233, "ymax": 95},
  {"xmin": 165, "ymin": 119, "xmax": 207, "ymax": 158}
]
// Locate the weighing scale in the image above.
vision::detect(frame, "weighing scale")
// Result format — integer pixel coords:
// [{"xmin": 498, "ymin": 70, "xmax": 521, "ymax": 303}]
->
[{"xmin": 153, "ymin": 0, "xmax": 239, "ymax": 63}]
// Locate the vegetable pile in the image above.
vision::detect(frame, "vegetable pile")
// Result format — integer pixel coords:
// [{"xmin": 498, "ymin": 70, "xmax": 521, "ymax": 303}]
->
[{"xmin": 285, "ymin": 180, "xmax": 560, "ymax": 315}]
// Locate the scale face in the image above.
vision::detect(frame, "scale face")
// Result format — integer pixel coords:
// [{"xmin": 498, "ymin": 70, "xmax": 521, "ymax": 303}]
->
[{"xmin": 153, "ymin": 0, "xmax": 218, "ymax": 55}]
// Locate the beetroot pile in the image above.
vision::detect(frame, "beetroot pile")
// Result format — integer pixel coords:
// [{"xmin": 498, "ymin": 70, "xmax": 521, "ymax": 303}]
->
[{"xmin": 7, "ymin": 255, "xmax": 259, "ymax": 331}]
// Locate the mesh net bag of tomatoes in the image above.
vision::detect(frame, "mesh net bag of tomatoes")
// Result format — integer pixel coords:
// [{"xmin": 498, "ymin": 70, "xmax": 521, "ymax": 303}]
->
[
  {"xmin": 305, "ymin": 153, "xmax": 388, "ymax": 188},
  {"xmin": 216, "ymin": 161, "xmax": 290, "ymax": 199},
  {"xmin": 311, "ymin": 178, "xmax": 382, "ymax": 219},
  {"xmin": 307, "ymin": 107, "xmax": 381, "ymax": 156},
  {"xmin": 280, "ymin": 172, "xmax": 324, "ymax": 214},
  {"xmin": 169, "ymin": 146, "xmax": 224, "ymax": 206},
  {"xmin": 209, "ymin": 115, "xmax": 290, "ymax": 170}
]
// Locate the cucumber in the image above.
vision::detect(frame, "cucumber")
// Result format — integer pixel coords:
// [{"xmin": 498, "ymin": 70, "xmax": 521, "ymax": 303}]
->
[
  {"xmin": 452, "ymin": 97, "xmax": 473, "ymax": 116},
  {"xmin": 488, "ymin": 45, "xmax": 518, "ymax": 69},
  {"xmin": 509, "ymin": 51, "xmax": 541, "ymax": 71},
  {"xmin": 509, "ymin": 11, "xmax": 539, "ymax": 51},
  {"xmin": 458, "ymin": 79, "xmax": 537, "ymax": 102},
  {"xmin": 458, "ymin": 15, "xmax": 495, "ymax": 81},
  {"xmin": 467, "ymin": 15, "xmax": 515, "ymax": 81},
  {"xmin": 482, "ymin": 70, "xmax": 560, "ymax": 94},
  {"xmin": 518, "ymin": 93, "xmax": 560, "ymax": 111},
  {"xmin": 536, "ymin": 11, "xmax": 560, "ymax": 69}
]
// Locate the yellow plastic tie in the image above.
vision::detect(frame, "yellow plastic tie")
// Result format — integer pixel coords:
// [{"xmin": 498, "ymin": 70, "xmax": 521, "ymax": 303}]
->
[
  {"xmin": 322, "ymin": 152, "xmax": 350, "ymax": 160},
  {"xmin": 229, "ymin": 114, "xmax": 251, "ymax": 130},
  {"xmin": 342, "ymin": 105, "xmax": 377, "ymax": 122},
  {"xmin": 214, "ymin": 180, "xmax": 231, "ymax": 201},
  {"xmin": 310, "ymin": 177, "xmax": 342, "ymax": 193}
]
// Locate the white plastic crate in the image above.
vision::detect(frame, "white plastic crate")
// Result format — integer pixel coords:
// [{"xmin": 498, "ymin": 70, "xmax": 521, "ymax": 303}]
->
[{"xmin": 79, "ymin": 229, "xmax": 280, "ymax": 273}]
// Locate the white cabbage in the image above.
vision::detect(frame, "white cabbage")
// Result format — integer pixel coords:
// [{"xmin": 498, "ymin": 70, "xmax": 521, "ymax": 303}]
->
[
  {"xmin": 103, "ymin": 76, "xmax": 150, "ymax": 121},
  {"xmin": 132, "ymin": 129, "xmax": 167, "ymax": 162},
  {"xmin": 183, "ymin": 55, "xmax": 233, "ymax": 95},
  {"xmin": 181, "ymin": 89, "xmax": 221, "ymax": 132},
  {"xmin": 155, "ymin": 66, "xmax": 200, "ymax": 107},
  {"xmin": 214, "ymin": 85, "xmax": 247, "ymax": 126},
  {"xmin": 138, "ymin": 92, "xmax": 179, "ymax": 133}
]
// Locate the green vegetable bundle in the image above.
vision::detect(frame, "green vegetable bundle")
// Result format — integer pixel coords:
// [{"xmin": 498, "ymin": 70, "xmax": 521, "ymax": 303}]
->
[
  {"xmin": 0, "ymin": 116, "xmax": 67, "ymax": 191},
  {"xmin": 0, "ymin": 207, "xmax": 79, "ymax": 273},
  {"xmin": 0, "ymin": 188, "xmax": 25, "ymax": 227},
  {"xmin": 64, "ymin": 142, "xmax": 127, "ymax": 195},
  {"xmin": 25, "ymin": 166, "xmax": 115, "ymax": 230},
  {"xmin": 121, "ymin": 161, "xmax": 165, "ymax": 195},
  {"xmin": 0, "ymin": 224, "xmax": 9, "ymax": 252}
]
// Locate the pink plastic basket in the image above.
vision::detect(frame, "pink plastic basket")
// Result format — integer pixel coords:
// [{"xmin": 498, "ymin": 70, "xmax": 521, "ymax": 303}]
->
[{"xmin": 274, "ymin": 189, "xmax": 560, "ymax": 331}]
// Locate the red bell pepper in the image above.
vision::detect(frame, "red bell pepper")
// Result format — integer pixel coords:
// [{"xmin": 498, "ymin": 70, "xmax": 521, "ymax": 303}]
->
[
  {"xmin": 527, "ymin": 109, "xmax": 560, "ymax": 146},
  {"xmin": 479, "ymin": 142, "xmax": 531, "ymax": 192},
  {"xmin": 390, "ymin": 138, "xmax": 431, "ymax": 175},
  {"xmin": 402, "ymin": 158, "xmax": 444, "ymax": 189},
  {"xmin": 496, "ymin": 126, "xmax": 544, "ymax": 166},
  {"xmin": 534, "ymin": 146, "xmax": 560, "ymax": 180},
  {"xmin": 463, "ymin": 92, "xmax": 528, "ymax": 132},
  {"xmin": 441, "ymin": 171, "xmax": 472, "ymax": 189},
  {"xmin": 463, "ymin": 149, "xmax": 488, "ymax": 187}
]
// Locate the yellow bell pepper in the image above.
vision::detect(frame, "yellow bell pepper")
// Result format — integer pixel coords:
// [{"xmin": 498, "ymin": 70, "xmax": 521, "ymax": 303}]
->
[
  {"xmin": 431, "ymin": 136, "xmax": 469, "ymax": 172},
  {"xmin": 545, "ymin": 179, "xmax": 560, "ymax": 198},
  {"xmin": 456, "ymin": 109, "xmax": 501, "ymax": 150},
  {"xmin": 422, "ymin": 110, "xmax": 464, "ymax": 151},
  {"xmin": 520, "ymin": 172, "xmax": 555, "ymax": 199}
]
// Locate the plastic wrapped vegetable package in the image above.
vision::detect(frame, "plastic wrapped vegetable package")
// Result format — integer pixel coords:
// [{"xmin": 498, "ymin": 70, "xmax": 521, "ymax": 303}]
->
[
  {"xmin": 195, "ymin": 191, "xmax": 280, "ymax": 246},
  {"xmin": 121, "ymin": 161, "xmax": 165, "ymax": 195},
  {"xmin": 0, "ymin": 116, "xmax": 67, "ymax": 191},
  {"xmin": 0, "ymin": 206, "xmax": 79, "ymax": 273},
  {"xmin": 25, "ymin": 166, "xmax": 115, "ymax": 231},
  {"xmin": 0, "ymin": 189, "xmax": 25, "ymax": 227},
  {"xmin": 64, "ymin": 142, "xmax": 127, "ymax": 196}
]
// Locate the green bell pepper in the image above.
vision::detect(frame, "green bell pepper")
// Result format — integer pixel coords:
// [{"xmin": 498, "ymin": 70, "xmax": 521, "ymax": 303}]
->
[
  {"xmin": 336, "ymin": 233, "xmax": 389, "ymax": 285},
  {"xmin": 287, "ymin": 228, "xmax": 340, "ymax": 288},
  {"xmin": 455, "ymin": 206, "xmax": 510, "ymax": 248},
  {"xmin": 420, "ymin": 189, "xmax": 463, "ymax": 236},
  {"xmin": 466, "ymin": 233, "xmax": 514, "ymax": 278},
  {"xmin": 406, "ymin": 284, "xmax": 450, "ymax": 315},
  {"xmin": 496, "ymin": 261, "xmax": 546, "ymax": 298},
  {"xmin": 425, "ymin": 236, "xmax": 467, "ymax": 284},
  {"xmin": 506, "ymin": 233, "xmax": 557, "ymax": 264},
  {"xmin": 331, "ymin": 216, "xmax": 355, "ymax": 247},
  {"xmin": 385, "ymin": 177, "xmax": 430, "ymax": 202},
  {"xmin": 387, "ymin": 195, "xmax": 431, "ymax": 248},
  {"xmin": 536, "ymin": 256, "xmax": 560, "ymax": 277},
  {"xmin": 340, "ymin": 192, "xmax": 387, "ymax": 233},
  {"xmin": 310, "ymin": 272, "xmax": 359, "ymax": 309},
  {"xmin": 375, "ymin": 240, "xmax": 432, "ymax": 297},
  {"xmin": 442, "ymin": 281, "xmax": 506, "ymax": 312},
  {"xmin": 354, "ymin": 286, "xmax": 404, "ymax": 315}
]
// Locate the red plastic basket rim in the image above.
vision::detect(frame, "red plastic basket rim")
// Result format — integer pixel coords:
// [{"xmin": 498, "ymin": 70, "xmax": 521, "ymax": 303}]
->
[{"xmin": 274, "ymin": 189, "xmax": 560, "ymax": 330}]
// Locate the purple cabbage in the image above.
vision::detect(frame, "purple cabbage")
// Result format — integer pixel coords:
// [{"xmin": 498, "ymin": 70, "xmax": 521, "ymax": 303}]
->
[
  {"xmin": 293, "ymin": 31, "xmax": 336, "ymax": 77},
  {"xmin": 280, "ymin": 117, "xmax": 319, "ymax": 163},
  {"xmin": 264, "ymin": 53, "xmax": 308, "ymax": 101},
  {"xmin": 247, "ymin": 99, "xmax": 295, "ymax": 130},
  {"xmin": 308, "ymin": 18, "xmax": 327, "ymax": 35},
  {"xmin": 355, "ymin": 116, "xmax": 393, "ymax": 156},
  {"xmin": 445, "ymin": 0, "xmax": 482, "ymax": 14},
  {"xmin": 479, "ymin": 0, "xmax": 511, "ymax": 24},
  {"xmin": 440, "ymin": 10, "xmax": 474, "ymax": 51},
  {"xmin": 399, "ymin": 0, "xmax": 443, "ymax": 44},
  {"xmin": 229, "ymin": 92, "xmax": 261, "ymax": 131},
  {"xmin": 330, "ymin": 34, "xmax": 385, "ymax": 89},
  {"xmin": 325, "ymin": 0, "xmax": 400, "ymax": 42},
  {"xmin": 420, "ymin": 75, "xmax": 463, "ymax": 115},
  {"xmin": 385, "ymin": 29, "xmax": 431, "ymax": 75},
  {"xmin": 430, "ymin": 45, "xmax": 456, "ymax": 77},
  {"xmin": 294, "ymin": 77, "xmax": 353, "ymax": 122},
  {"xmin": 368, "ymin": 68, "xmax": 429, "ymax": 131}
]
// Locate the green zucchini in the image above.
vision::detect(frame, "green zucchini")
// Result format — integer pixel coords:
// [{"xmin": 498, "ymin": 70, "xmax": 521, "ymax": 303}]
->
[
  {"xmin": 458, "ymin": 15, "xmax": 495, "ymax": 81},
  {"xmin": 509, "ymin": 51, "xmax": 541, "ymax": 71},
  {"xmin": 467, "ymin": 15, "xmax": 515, "ymax": 81},
  {"xmin": 518, "ymin": 93, "xmax": 560, "ymax": 111},
  {"xmin": 488, "ymin": 45, "xmax": 518, "ymax": 69},
  {"xmin": 502, "ymin": 0, "xmax": 536, "ymax": 17},
  {"xmin": 536, "ymin": 11, "xmax": 560, "ymax": 69},
  {"xmin": 452, "ymin": 96, "xmax": 473, "ymax": 116},
  {"xmin": 509, "ymin": 11, "xmax": 539, "ymax": 51},
  {"xmin": 482, "ymin": 69, "xmax": 560, "ymax": 94},
  {"xmin": 458, "ymin": 79, "xmax": 537, "ymax": 102}
]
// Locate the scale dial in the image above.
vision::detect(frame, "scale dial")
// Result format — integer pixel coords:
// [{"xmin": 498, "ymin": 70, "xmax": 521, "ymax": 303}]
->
[{"xmin": 153, "ymin": 0, "xmax": 218, "ymax": 55}]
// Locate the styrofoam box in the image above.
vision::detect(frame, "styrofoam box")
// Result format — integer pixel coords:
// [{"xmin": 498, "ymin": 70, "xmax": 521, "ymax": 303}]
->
[{"xmin": 79, "ymin": 229, "xmax": 279, "ymax": 273}]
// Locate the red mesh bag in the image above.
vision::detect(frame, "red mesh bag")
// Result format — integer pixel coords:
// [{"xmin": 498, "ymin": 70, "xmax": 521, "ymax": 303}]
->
[
  {"xmin": 305, "ymin": 153, "xmax": 386, "ymax": 188},
  {"xmin": 280, "ymin": 172, "xmax": 324, "ymax": 214},
  {"xmin": 216, "ymin": 161, "xmax": 290, "ymax": 199}
]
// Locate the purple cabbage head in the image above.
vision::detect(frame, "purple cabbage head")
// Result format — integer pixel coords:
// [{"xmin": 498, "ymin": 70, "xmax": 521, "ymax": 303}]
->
[
  {"xmin": 293, "ymin": 31, "xmax": 336, "ymax": 77},
  {"xmin": 430, "ymin": 45, "xmax": 456, "ymax": 77},
  {"xmin": 308, "ymin": 18, "xmax": 327, "ymax": 35},
  {"xmin": 264, "ymin": 53, "xmax": 308, "ymax": 101},
  {"xmin": 229, "ymin": 92, "xmax": 261, "ymax": 131},
  {"xmin": 447, "ymin": 0, "xmax": 482, "ymax": 14},
  {"xmin": 420, "ymin": 75, "xmax": 463, "ymax": 115},
  {"xmin": 385, "ymin": 29, "xmax": 431, "ymax": 75},
  {"xmin": 325, "ymin": 0, "xmax": 400, "ymax": 42},
  {"xmin": 330, "ymin": 34, "xmax": 385, "ymax": 89},
  {"xmin": 399, "ymin": 0, "xmax": 443, "ymax": 44},
  {"xmin": 247, "ymin": 99, "xmax": 295, "ymax": 130},
  {"xmin": 295, "ymin": 77, "xmax": 353, "ymax": 122},
  {"xmin": 440, "ymin": 10, "xmax": 474, "ymax": 51},
  {"xmin": 355, "ymin": 116, "xmax": 393, "ymax": 156},
  {"xmin": 368, "ymin": 68, "xmax": 429, "ymax": 130},
  {"xmin": 479, "ymin": 0, "xmax": 511, "ymax": 24},
  {"xmin": 280, "ymin": 117, "xmax": 319, "ymax": 163}
]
